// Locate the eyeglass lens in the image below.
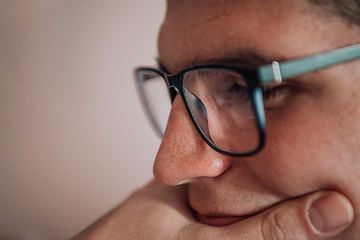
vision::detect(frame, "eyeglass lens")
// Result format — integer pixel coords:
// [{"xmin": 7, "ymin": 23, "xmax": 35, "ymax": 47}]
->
[
  {"xmin": 138, "ymin": 70, "xmax": 171, "ymax": 136},
  {"xmin": 182, "ymin": 69, "xmax": 260, "ymax": 154},
  {"xmin": 138, "ymin": 68, "xmax": 260, "ymax": 154}
]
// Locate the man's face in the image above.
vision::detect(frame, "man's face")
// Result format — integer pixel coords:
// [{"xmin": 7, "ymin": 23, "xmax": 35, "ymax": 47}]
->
[{"xmin": 155, "ymin": 0, "xmax": 360, "ymax": 237}]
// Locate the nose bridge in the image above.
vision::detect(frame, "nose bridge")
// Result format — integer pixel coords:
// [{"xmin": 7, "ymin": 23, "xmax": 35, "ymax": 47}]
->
[
  {"xmin": 166, "ymin": 75, "xmax": 177, "ymax": 88},
  {"xmin": 153, "ymin": 96, "xmax": 232, "ymax": 185}
]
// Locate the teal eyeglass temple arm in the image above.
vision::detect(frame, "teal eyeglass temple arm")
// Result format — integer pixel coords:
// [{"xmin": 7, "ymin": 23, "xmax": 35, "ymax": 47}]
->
[{"xmin": 258, "ymin": 43, "xmax": 360, "ymax": 83}]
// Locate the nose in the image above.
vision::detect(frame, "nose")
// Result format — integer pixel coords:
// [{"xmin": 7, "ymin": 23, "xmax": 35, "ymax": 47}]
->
[{"xmin": 153, "ymin": 96, "xmax": 232, "ymax": 185}]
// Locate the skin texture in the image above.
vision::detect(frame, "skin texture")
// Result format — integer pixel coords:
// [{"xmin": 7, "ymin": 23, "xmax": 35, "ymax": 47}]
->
[
  {"xmin": 154, "ymin": 0, "xmax": 360, "ymax": 237},
  {"xmin": 72, "ymin": 182, "xmax": 352, "ymax": 240},
  {"xmin": 73, "ymin": 0, "xmax": 360, "ymax": 239}
]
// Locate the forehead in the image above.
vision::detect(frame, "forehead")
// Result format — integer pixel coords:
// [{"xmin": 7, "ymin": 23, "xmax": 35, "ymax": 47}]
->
[{"xmin": 158, "ymin": 0, "xmax": 353, "ymax": 72}]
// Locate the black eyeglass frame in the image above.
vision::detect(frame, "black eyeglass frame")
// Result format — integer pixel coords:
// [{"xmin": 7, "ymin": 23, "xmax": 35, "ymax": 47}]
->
[{"xmin": 135, "ymin": 43, "xmax": 360, "ymax": 157}]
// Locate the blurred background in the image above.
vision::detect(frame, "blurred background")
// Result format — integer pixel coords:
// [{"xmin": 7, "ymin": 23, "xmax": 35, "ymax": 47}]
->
[{"xmin": 0, "ymin": 1, "xmax": 165, "ymax": 239}]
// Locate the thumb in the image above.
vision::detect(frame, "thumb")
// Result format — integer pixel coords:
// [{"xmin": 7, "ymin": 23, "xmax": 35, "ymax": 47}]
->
[{"xmin": 221, "ymin": 191, "xmax": 354, "ymax": 240}]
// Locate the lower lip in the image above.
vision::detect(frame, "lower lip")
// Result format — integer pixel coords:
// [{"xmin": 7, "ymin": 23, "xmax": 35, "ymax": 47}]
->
[{"xmin": 195, "ymin": 212, "xmax": 248, "ymax": 227}]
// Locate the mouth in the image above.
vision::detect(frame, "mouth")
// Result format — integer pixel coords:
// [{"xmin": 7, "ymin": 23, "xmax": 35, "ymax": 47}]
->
[{"xmin": 194, "ymin": 211, "xmax": 252, "ymax": 227}]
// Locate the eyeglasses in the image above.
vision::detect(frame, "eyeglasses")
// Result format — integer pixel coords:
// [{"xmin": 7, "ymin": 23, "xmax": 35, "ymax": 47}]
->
[{"xmin": 135, "ymin": 43, "xmax": 360, "ymax": 157}]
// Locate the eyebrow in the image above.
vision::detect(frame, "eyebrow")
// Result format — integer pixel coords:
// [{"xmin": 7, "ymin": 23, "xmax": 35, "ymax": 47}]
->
[{"xmin": 157, "ymin": 48, "xmax": 288, "ymax": 74}]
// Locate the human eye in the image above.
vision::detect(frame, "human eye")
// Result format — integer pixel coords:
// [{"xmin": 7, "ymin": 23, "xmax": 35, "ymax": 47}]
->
[
  {"xmin": 261, "ymin": 84, "xmax": 291, "ymax": 108},
  {"xmin": 209, "ymin": 70, "xmax": 250, "ymax": 101},
  {"xmin": 226, "ymin": 82, "xmax": 251, "ymax": 102}
]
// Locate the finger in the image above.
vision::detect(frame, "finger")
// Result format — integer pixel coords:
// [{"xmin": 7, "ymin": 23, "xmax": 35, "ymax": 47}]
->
[
  {"xmin": 180, "ymin": 191, "xmax": 354, "ymax": 240},
  {"xmin": 228, "ymin": 191, "xmax": 354, "ymax": 240}
]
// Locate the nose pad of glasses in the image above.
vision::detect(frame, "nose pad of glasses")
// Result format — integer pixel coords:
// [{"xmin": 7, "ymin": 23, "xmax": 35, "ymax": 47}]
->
[{"xmin": 184, "ymin": 88, "xmax": 213, "ymax": 142}]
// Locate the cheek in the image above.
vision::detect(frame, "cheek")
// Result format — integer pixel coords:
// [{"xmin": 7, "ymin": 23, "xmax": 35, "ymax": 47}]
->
[{"xmin": 247, "ymin": 102, "xmax": 360, "ymax": 197}]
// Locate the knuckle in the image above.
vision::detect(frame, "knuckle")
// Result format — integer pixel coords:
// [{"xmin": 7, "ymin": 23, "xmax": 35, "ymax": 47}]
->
[{"xmin": 262, "ymin": 208, "xmax": 304, "ymax": 240}]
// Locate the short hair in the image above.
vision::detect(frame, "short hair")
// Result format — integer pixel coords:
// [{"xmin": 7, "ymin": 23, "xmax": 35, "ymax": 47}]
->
[{"xmin": 309, "ymin": 0, "xmax": 360, "ymax": 26}]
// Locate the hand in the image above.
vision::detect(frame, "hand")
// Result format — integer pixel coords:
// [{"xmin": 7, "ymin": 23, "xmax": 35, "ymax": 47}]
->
[{"xmin": 72, "ymin": 180, "xmax": 354, "ymax": 240}]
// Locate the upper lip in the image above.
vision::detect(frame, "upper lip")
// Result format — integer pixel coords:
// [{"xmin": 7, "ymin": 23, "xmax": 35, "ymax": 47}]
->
[
  {"xmin": 194, "ymin": 208, "xmax": 261, "ymax": 219},
  {"xmin": 191, "ymin": 203, "xmax": 271, "ymax": 219},
  {"xmin": 194, "ymin": 210, "xmax": 255, "ymax": 226},
  {"xmin": 196, "ymin": 212, "xmax": 248, "ymax": 218},
  {"xmin": 191, "ymin": 193, "xmax": 299, "ymax": 227},
  {"xmin": 190, "ymin": 199, "xmax": 283, "ymax": 226}
]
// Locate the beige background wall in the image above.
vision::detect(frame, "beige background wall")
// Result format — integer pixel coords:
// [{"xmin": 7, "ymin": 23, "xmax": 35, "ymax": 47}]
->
[{"xmin": 0, "ymin": 1, "xmax": 165, "ymax": 239}]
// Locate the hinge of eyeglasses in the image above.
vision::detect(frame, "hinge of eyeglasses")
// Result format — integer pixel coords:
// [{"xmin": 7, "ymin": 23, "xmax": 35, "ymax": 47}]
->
[{"xmin": 272, "ymin": 61, "xmax": 282, "ymax": 84}]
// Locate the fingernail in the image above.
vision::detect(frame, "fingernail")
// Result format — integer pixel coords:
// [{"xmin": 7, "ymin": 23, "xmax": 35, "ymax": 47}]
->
[{"xmin": 309, "ymin": 193, "xmax": 353, "ymax": 233}]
